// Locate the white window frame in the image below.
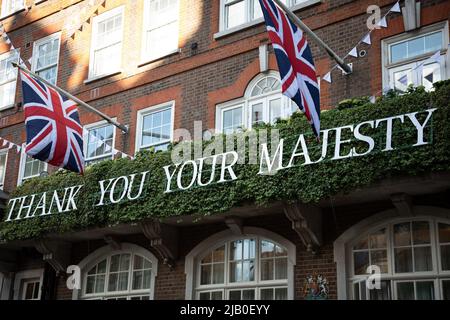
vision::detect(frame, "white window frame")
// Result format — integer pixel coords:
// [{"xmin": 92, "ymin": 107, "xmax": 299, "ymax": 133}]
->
[
  {"xmin": 382, "ymin": 21, "xmax": 450, "ymax": 91},
  {"xmin": 83, "ymin": 119, "xmax": 117, "ymax": 165},
  {"xmin": 1, "ymin": 0, "xmax": 25, "ymax": 18},
  {"xmin": 216, "ymin": 0, "xmax": 321, "ymax": 38},
  {"xmin": 141, "ymin": 0, "xmax": 180, "ymax": 63},
  {"xmin": 334, "ymin": 208, "xmax": 450, "ymax": 300},
  {"xmin": 185, "ymin": 227, "xmax": 296, "ymax": 300},
  {"xmin": 0, "ymin": 148, "xmax": 8, "ymax": 190},
  {"xmin": 74, "ymin": 243, "xmax": 158, "ymax": 300},
  {"xmin": 13, "ymin": 269, "xmax": 44, "ymax": 300},
  {"xmin": 215, "ymin": 71, "xmax": 293, "ymax": 133},
  {"xmin": 88, "ymin": 6, "xmax": 124, "ymax": 80},
  {"xmin": 0, "ymin": 49, "xmax": 19, "ymax": 110},
  {"xmin": 135, "ymin": 100, "xmax": 175, "ymax": 153},
  {"xmin": 31, "ymin": 32, "xmax": 61, "ymax": 85},
  {"xmin": 17, "ymin": 147, "xmax": 48, "ymax": 185}
]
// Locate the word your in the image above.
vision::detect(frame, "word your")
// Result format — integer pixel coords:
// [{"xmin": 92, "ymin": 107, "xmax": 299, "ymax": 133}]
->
[{"xmin": 4, "ymin": 109, "xmax": 436, "ymax": 222}]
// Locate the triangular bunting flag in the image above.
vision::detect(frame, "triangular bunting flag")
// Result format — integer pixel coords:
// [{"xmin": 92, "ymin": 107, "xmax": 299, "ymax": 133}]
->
[
  {"xmin": 16, "ymin": 145, "xmax": 21, "ymax": 153},
  {"xmin": 349, "ymin": 47, "xmax": 358, "ymax": 58},
  {"xmin": 369, "ymin": 96, "xmax": 376, "ymax": 104},
  {"xmin": 390, "ymin": 1, "xmax": 401, "ymax": 13},
  {"xmin": 398, "ymin": 74, "xmax": 408, "ymax": 86},
  {"xmin": 428, "ymin": 51, "xmax": 441, "ymax": 63},
  {"xmin": 113, "ymin": 149, "xmax": 119, "ymax": 156},
  {"xmin": 8, "ymin": 142, "xmax": 14, "ymax": 149},
  {"xmin": 5, "ymin": 37, "xmax": 11, "ymax": 44},
  {"xmin": 377, "ymin": 16, "xmax": 387, "ymax": 28},
  {"xmin": 323, "ymin": 72, "xmax": 332, "ymax": 83},
  {"xmin": 2, "ymin": 139, "xmax": 7, "ymax": 147},
  {"xmin": 121, "ymin": 153, "xmax": 128, "ymax": 159},
  {"xmin": 424, "ymin": 72, "xmax": 434, "ymax": 84},
  {"xmin": 362, "ymin": 33, "xmax": 371, "ymax": 45}
]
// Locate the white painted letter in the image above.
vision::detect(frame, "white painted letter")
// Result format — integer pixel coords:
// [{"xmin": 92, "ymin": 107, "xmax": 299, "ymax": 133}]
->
[{"xmin": 405, "ymin": 108, "xmax": 437, "ymax": 146}]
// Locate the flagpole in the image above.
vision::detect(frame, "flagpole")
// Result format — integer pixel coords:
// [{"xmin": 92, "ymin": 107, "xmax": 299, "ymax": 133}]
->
[
  {"xmin": 12, "ymin": 62, "xmax": 129, "ymax": 134},
  {"xmin": 271, "ymin": 0, "xmax": 352, "ymax": 74}
]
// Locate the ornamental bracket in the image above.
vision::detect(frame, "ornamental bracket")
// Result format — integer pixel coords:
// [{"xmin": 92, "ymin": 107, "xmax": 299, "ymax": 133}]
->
[
  {"xmin": 34, "ymin": 239, "xmax": 71, "ymax": 274},
  {"xmin": 225, "ymin": 216, "xmax": 243, "ymax": 235},
  {"xmin": 391, "ymin": 193, "xmax": 414, "ymax": 216},
  {"xmin": 284, "ymin": 202, "xmax": 322, "ymax": 254},
  {"xmin": 140, "ymin": 219, "xmax": 178, "ymax": 270}
]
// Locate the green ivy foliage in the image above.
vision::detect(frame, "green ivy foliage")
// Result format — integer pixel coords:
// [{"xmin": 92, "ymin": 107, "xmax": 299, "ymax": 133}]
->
[{"xmin": 1, "ymin": 82, "xmax": 449, "ymax": 242}]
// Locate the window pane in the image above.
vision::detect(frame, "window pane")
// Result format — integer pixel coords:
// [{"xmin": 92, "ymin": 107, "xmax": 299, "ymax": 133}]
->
[
  {"xmin": 261, "ymin": 259, "xmax": 274, "ymax": 281},
  {"xmin": 132, "ymin": 270, "xmax": 143, "ymax": 290},
  {"xmin": 414, "ymin": 246, "xmax": 432, "ymax": 272},
  {"xmin": 118, "ymin": 272, "xmax": 128, "ymax": 291},
  {"xmin": 395, "ymin": 248, "xmax": 413, "ymax": 273},
  {"xmin": 108, "ymin": 273, "xmax": 118, "ymax": 291},
  {"xmin": 120, "ymin": 254, "xmax": 130, "ymax": 271},
  {"xmin": 440, "ymin": 245, "xmax": 450, "ymax": 271},
  {"xmin": 412, "ymin": 221, "xmax": 430, "ymax": 245},
  {"xmin": 353, "ymin": 237, "xmax": 368, "ymax": 250},
  {"xmin": 353, "ymin": 251, "xmax": 369, "ymax": 275},
  {"xmin": 407, "ymin": 37, "xmax": 424, "ymax": 58},
  {"xmin": 371, "ymin": 250, "xmax": 388, "ymax": 273},
  {"xmin": 98, "ymin": 260, "xmax": 107, "ymax": 273},
  {"xmin": 439, "ymin": 223, "xmax": 450, "ymax": 243},
  {"xmin": 370, "ymin": 228, "xmax": 387, "ymax": 249},
  {"xmin": 213, "ymin": 246, "xmax": 225, "ymax": 262},
  {"xmin": 95, "ymin": 275, "xmax": 105, "ymax": 293},
  {"xmin": 242, "ymin": 260, "xmax": 255, "ymax": 282},
  {"xmin": 353, "ymin": 283, "xmax": 360, "ymax": 300},
  {"xmin": 212, "ymin": 263, "xmax": 224, "ymax": 284},
  {"xmin": 442, "ymin": 280, "xmax": 450, "ymax": 300},
  {"xmin": 199, "ymin": 292, "xmax": 210, "ymax": 300},
  {"xmin": 86, "ymin": 276, "xmax": 95, "ymax": 294},
  {"xmin": 269, "ymin": 99, "xmax": 282, "ymax": 124},
  {"xmin": 275, "ymin": 258, "xmax": 287, "ymax": 280},
  {"xmin": 229, "ymin": 262, "xmax": 241, "ymax": 283},
  {"xmin": 242, "ymin": 289, "xmax": 255, "ymax": 300},
  {"xmin": 145, "ymin": 21, "xmax": 178, "ymax": 59},
  {"xmin": 134, "ymin": 255, "xmax": 144, "ymax": 270},
  {"xmin": 397, "ymin": 282, "xmax": 414, "ymax": 300},
  {"xmin": 391, "ymin": 41, "xmax": 407, "ymax": 63},
  {"xmin": 110, "ymin": 255, "xmax": 120, "ymax": 272},
  {"xmin": 252, "ymin": 103, "xmax": 264, "ymax": 125},
  {"xmin": 143, "ymin": 269, "xmax": 151, "ymax": 289},
  {"xmin": 230, "ymin": 240, "xmax": 243, "ymax": 260},
  {"xmin": 416, "ymin": 281, "xmax": 434, "ymax": 300},
  {"xmin": 226, "ymin": 1, "xmax": 246, "ymax": 29},
  {"xmin": 229, "ymin": 290, "xmax": 241, "ymax": 300},
  {"xmin": 260, "ymin": 288, "xmax": 273, "ymax": 300},
  {"xmin": 211, "ymin": 291, "xmax": 223, "ymax": 300},
  {"xmin": 424, "ymin": 32, "xmax": 442, "ymax": 52},
  {"xmin": 394, "ymin": 223, "xmax": 411, "ymax": 247},
  {"xmin": 200, "ymin": 264, "xmax": 212, "ymax": 285}
]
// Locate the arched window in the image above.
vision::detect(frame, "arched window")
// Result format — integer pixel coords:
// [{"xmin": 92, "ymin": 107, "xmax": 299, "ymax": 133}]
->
[
  {"xmin": 216, "ymin": 72, "xmax": 295, "ymax": 134},
  {"xmin": 78, "ymin": 244, "xmax": 158, "ymax": 300},
  {"xmin": 185, "ymin": 228, "xmax": 296, "ymax": 300},
  {"xmin": 338, "ymin": 215, "xmax": 450, "ymax": 300}
]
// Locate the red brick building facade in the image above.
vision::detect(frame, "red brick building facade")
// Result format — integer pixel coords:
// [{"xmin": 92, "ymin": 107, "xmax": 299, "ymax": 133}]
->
[{"xmin": 0, "ymin": 0, "xmax": 449, "ymax": 300}]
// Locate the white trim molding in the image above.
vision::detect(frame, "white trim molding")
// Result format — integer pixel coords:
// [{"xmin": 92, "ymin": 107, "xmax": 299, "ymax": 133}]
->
[
  {"xmin": 88, "ymin": 6, "xmax": 125, "ymax": 80},
  {"xmin": 31, "ymin": 32, "xmax": 62, "ymax": 85},
  {"xmin": 13, "ymin": 268, "xmax": 44, "ymax": 300},
  {"xmin": 73, "ymin": 243, "xmax": 159, "ymax": 300},
  {"xmin": 334, "ymin": 206, "xmax": 450, "ymax": 300},
  {"xmin": 215, "ymin": 0, "xmax": 321, "ymax": 39},
  {"xmin": 135, "ymin": 100, "xmax": 175, "ymax": 154},
  {"xmin": 185, "ymin": 227, "xmax": 296, "ymax": 300}
]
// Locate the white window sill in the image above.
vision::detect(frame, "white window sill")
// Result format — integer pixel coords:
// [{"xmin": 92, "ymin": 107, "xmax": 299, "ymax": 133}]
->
[
  {"xmin": 214, "ymin": 0, "xmax": 322, "ymax": 39},
  {"xmin": 0, "ymin": 103, "xmax": 16, "ymax": 111},
  {"xmin": 138, "ymin": 49, "xmax": 181, "ymax": 67},
  {"xmin": 84, "ymin": 70, "xmax": 122, "ymax": 84},
  {"xmin": 0, "ymin": 7, "xmax": 26, "ymax": 20}
]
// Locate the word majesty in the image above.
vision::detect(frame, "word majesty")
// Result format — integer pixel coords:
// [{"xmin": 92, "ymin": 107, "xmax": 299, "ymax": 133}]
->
[{"xmin": 4, "ymin": 109, "xmax": 436, "ymax": 222}]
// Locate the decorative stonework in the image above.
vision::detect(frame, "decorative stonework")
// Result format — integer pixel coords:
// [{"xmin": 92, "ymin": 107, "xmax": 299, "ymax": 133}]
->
[{"xmin": 303, "ymin": 274, "xmax": 329, "ymax": 300}]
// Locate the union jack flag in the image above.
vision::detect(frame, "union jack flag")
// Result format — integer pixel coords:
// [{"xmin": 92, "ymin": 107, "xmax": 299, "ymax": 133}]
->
[
  {"xmin": 259, "ymin": 0, "xmax": 321, "ymax": 137},
  {"xmin": 19, "ymin": 70, "xmax": 85, "ymax": 173}
]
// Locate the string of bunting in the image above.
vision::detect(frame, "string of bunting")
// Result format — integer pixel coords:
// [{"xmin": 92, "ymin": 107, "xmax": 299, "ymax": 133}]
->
[
  {"xmin": 321, "ymin": 1, "xmax": 401, "ymax": 86},
  {"xmin": 0, "ymin": 136, "xmax": 22, "ymax": 154},
  {"xmin": 65, "ymin": 0, "xmax": 107, "ymax": 40}
]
